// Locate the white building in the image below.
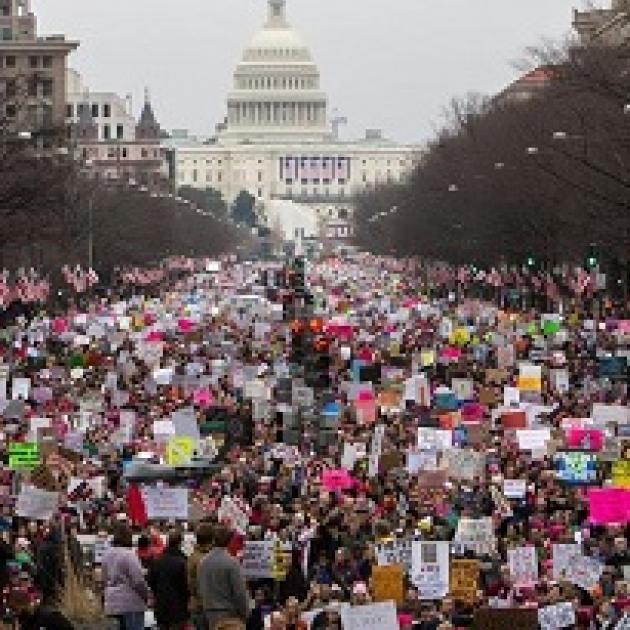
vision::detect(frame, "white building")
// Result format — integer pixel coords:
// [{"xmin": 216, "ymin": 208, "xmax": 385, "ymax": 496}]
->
[
  {"xmin": 66, "ymin": 69, "xmax": 135, "ymax": 142},
  {"xmin": 171, "ymin": 0, "xmax": 421, "ymax": 240}
]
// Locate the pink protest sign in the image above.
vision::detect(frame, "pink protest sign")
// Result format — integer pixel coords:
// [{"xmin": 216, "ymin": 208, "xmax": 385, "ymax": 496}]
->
[
  {"xmin": 177, "ymin": 318, "xmax": 195, "ymax": 334},
  {"xmin": 566, "ymin": 428, "xmax": 604, "ymax": 451},
  {"xmin": 146, "ymin": 331, "xmax": 165, "ymax": 343},
  {"xmin": 588, "ymin": 488, "xmax": 630, "ymax": 525},
  {"xmin": 322, "ymin": 469, "xmax": 355, "ymax": 492},
  {"xmin": 193, "ymin": 388, "xmax": 213, "ymax": 410},
  {"xmin": 462, "ymin": 402, "xmax": 486, "ymax": 422},
  {"xmin": 52, "ymin": 318, "xmax": 68, "ymax": 334},
  {"xmin": 617, "ymin": 320, "xmax": 630, "ymax": 334},
  {"xmin": 326, "ymin": 323, "xmax": 354, "ymax": 342},
  {"xmin": 440, "ymin": 346, "xmax": 462, "ymax": 362},
  {"xmin": 355, "ymin": 399, "xmax": 376, "ymax": 425}
]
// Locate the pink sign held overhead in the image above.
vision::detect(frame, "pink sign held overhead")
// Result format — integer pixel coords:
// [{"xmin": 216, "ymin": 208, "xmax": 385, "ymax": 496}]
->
[
  {"xmin": 193, "ymin": 388, "xmax": 213, "ymax": 410},
  {"xmin": 146, "ymin": 330, "xmax": 165, "ymax": 343},
  {"xmin": 177, "ymin": 318, "xmax": 196, "ymax": 334},
  {"xmin": 588, "ymin": 488, "xmax": 630, "ymax": 525},
  {"xmin": 322, "ymin": 469, "xmax": 355, "ymax": 492},
  {"xmin": 566, "ymin": 428, "xmax": 604, "ymax": 451},
  {"xmin": 52, "ymin": 318, "xmax": 68, "ymax": 334}
]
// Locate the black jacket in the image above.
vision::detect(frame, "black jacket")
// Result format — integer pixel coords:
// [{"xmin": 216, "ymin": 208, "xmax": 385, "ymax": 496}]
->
[{"xmin": 147, "ymin": 547, "xmax": 190, "ymax": 625}]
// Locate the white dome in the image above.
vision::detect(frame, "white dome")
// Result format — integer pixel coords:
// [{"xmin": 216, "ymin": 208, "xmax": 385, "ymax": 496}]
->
[{"xmin": 243, "ymin": 27, "xmax": 311, "ymax": 62}]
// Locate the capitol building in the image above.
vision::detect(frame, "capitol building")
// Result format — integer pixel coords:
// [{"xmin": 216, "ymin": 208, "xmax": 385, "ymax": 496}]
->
[{"xmin": 172, "ymin": 0, "xmax": 421, "ymax": 241}]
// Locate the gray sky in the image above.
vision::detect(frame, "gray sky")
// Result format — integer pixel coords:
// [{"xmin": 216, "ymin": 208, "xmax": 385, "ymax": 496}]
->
[{"xmin": 37, "ymin": 0, "xmax": 586, "ymax": 144}]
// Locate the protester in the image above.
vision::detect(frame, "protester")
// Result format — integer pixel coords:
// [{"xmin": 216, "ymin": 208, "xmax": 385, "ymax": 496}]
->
[
  {"xmin": 199, "ymin": 525, "xmax": 250, "ymax": 630},
  {"xmin": 101, "ymin": 522, "xmax": 149, "ymax": 630}
]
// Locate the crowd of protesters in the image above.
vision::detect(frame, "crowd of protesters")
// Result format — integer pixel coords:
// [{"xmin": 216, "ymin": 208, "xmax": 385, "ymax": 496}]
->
[{"xmin": 0, "ymin": 253, "xmax": 628, "ymax": 630}]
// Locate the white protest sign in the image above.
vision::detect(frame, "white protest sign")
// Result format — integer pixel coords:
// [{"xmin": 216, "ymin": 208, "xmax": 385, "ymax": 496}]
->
[
  {"xmin": 503, "ymin": 386, "xmax": 520, "ymax": 407},
  {"xmin": 341, "ymin": 601, "xmax": 398, "ymax": 630},
  {"xmin": 153, "ymin": 368, "xmax": 174, "ymax": 386},
  {"xmin": 242, "ymin": 540, "xmax": 274, "ymax": 579},
  {"xmin": 407, "ymin": 449, "xmax": 438, "ymax": 475},
  {"xmin": 592, "ymin": 404, "xmax": 629, "ymax": 425},
  {"xmin": 142, "ymin": 486, "xmax": 188, "ymax": 520},
  {"xmin": 411, "ymin": 541, "xmax": 450, "ymax": 599},
  {"xmin": 452, "ymin": 378, "xmax": 474, "ymax": 401},
  {"xmin": 453, "ymin": 517, "xmax": 496, "ymax": 556},
  {"xmin": 375, "ymin": 538, "xmax": 413, "ymax": 572},
  {"xmin": 16, "ymin": 486, "xmax": 58, "ymax": 520},
  {"xmin": 552, "ymin": 544, "xmax": 581, "ymax": 581},
  {"xmin": 564, "ymin": 554, "xmax": 603, "ymax": 591},
  {"xmin": 516, "ymin": 428, "xmax": 551, "ymax": 452},
  {"xmin": 443, "ymin": 449, "xmax": 485, "ymax": 481},
  {"xmin": 153, "ymin": 420, "xmax": 176, "ymax": 442},
  {"xmin": 417, "ymin": 428, "xmax": 452, "ymax": 451},
  {"xmin": 368, "ymin": 424, "xmax": 385, "ymax": 478},
  {"xmin": 538, "ymin": 602, "xmax": 576, "ymax": 630},
  {"xmin": 508, "ymin": 546, "xmax": 538, "ymax": 586},
  {"xmin": 503, "ymin": 479, "xmax": 527, "ymax": 499},
  {"xmin": 11, "ymin": 377, "xmax": 30, "ymax": 401}
]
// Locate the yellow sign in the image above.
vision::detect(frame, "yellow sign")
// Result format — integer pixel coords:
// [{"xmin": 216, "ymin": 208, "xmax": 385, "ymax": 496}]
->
[
  {"xmin": 450, "ymin": 328, "xmax": 471, "ymax": 347},
  {"xmin": 450, "ymin": 559, "xmax": 479, "ymax": 604},
  {"xmin": 272, "ymin": 542, "xmax": 292, "ymax": 580},
  {"xmin": 612, "ymin": 460, "xmax": 630, "ymax": 488},
  {"xmin": 372, "ymin": 564, "xmax": 404, "ymax": 605},
  {"xmin": 166, "ymin": 437, "xmax": 195, "ymax": 466},
  {"xmin": 420, "ymin": 349, "xmax": 435, "ymax": 368}
]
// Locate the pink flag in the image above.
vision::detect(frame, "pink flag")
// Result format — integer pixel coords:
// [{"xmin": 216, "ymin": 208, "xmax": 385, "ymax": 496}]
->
[{"xmin": 588, "ymin": 488, "xmax": 630, "ymax": 525}]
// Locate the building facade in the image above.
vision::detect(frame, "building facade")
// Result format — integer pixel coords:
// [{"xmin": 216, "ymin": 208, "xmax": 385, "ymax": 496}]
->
[
  {"xmin": 171, "ymin": 0, "xmax": 421, "ymax": 240},
  {"xmin": 67, "ymin": 71, "xmax": 169, "ymax": 190},
  {"xmin": 573, "ymin": 0, "xmax": 630, "ymax": 46},
  {"xmin": 0, "ymin": 0, "xmax": 78, "ymax": 142}
]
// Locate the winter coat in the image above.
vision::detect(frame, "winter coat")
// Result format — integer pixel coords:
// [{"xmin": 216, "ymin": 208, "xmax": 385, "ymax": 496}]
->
[
  {"xmin": 147, "ymin": 547, "xmax": 190, "ymax": 626},
  {"xmin": 101, "ymin": 546, "xmax": 149, "ymax": 616}
]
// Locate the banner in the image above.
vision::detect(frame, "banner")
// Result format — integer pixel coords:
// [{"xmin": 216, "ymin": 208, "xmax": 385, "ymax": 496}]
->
[
  {"xmin": 142, "ymin": 486, "xmax": 188, "ymax": 520},
  {"xmin": 411, "ymin": 541, "xmax": 450, "ymax": 599},
  {"xmin": 322, "ymin": 469, "xmax": 354, "ymax": 492},
  {"xmin": 16, "ymin": 486, "xmax": 58, "ymax": 520},
  {"xmin": 538, "ymin": 602, "xmax": 576, "ymax": 630},
  {"xmin": 503, "ymin": 479, "xmax": 527, "ymax": 499},
  {"xmin": 372, "ymin": 565, "xmax": 404, "ymax": 605},
  {"xmin": 508, "ymin": 546, "xmax": 538, "ymax": 586},
  {"xmin": 566, "ymin": 428, "xmax": 604, "ymax": 451},
  {"xmin": 9, "ymin": 443, "xmax": 40, "ymax": 470},
  {"xmin": 516, "ymin": 429, "xmax": 550, "ymax": 452},
  {"xmin": 592, "ymin": 404, "xmax": 629, "ymax": 425},
  {"xmin": 450, "ymin": 559, "xmax": 479, "ymax": 604},
  {"xmin": 341, "ymin": 601, "xmax": 398, "ymax": 630}
]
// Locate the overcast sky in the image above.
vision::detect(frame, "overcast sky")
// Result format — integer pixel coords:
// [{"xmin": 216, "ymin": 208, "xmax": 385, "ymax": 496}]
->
[{"xmin": 37, "ymin": 0, "xmax": 588, "ymax": 144}]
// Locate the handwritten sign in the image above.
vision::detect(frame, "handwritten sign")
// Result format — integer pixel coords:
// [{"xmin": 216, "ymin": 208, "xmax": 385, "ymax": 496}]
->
[
  {"xmin": 450, "ymin": 559, "xmax": 479, "ymax": 604},
  {"xmin": 372, "ymin": 565, "xmax": 404, "ymax": 605}
]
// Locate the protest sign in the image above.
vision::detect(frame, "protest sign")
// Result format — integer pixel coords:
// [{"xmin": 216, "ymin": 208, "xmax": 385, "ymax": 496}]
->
[
  {"xmin": 341, "ymin": 601, "xmax": 398, "ymax": 630},
  {"xmin": 555, "ymin": 451, "xmax": 598, "ymax": 484},
  {"xmin": 564, "ymin": 554, "xmax": 604, "ymax": 591},
  {"xmin": 153, "ymin": 420, "xmax": 176, "ymax": 442},
  {"xmin": 588, "ymin": 488, "xmax": 630, "ymax": 525},
  {"xmin": 592, "ymin": 404, "xmax": 629, "ymax": 425},
  {"xmin": 11, "ymin": 377, "xmax": 30, "ymax": 400},
  {"xmin": 538, "ymin": 602, "xmax": 576, "ymax": 630},
  {"xmin": 450, "ymin": 559, "xmax": 479, "ymax": 604},
  {"xmin": 452, "ymin": 378, "xmax": 474, "ymax": 401},
  {"xmin": 417, "ymin": 427, "xmax": 452, "ymax": 451},
  {"xmin": 517, "ymin": 428, "xmax": 551, "ymax": 452},
  {"xmin": 142, "ymin": 486, "xmax": 188, "ymax": 520},
  {"xmin": 501, "ymin": 409, "xmax": 527, "ymax": 429},
  {"xmin": 171, "ymin": 408, "xmax": 201, "ymax": 442},
  {"xmin": 376, "ymin": 538, "xmax": 413, "ymax": 572},
  {"xmin": 9, "ymin": 443, "xmax": 40, "ymax": 470},
  {"xmin": 16, "ymin": 486, "xmax": 58, "ymax": 520},
  {"xmin": 552, "ymin": 544, "xmax": 581, "ymax": 581},
  {"xmin": 166, "ymin": 436, "xmax": 195, "ymax": 466},
  {"xmin": 372, "ymin": 564, "xmax": 404, "ymax": 605},
  {"xmin": 508, "ymin": 546, "xmax": 538, "ymax": 586},
  {"xmin": 503, "ymin": 479, "xmax": 527, "ymax": 499},
  {"xmin": 242, "ymin": 540, "xmax": 274, "ymax": 579},
  {"xmin": 407, "ymin": 449, "xmax": 438, "ymax": 475},
  {"xmin": 612, "ymin": 460, "xmax": 630, "ymax": 488},
  {"xmin": 566, "ymin": 428, "xmax": 604, "ymax": 451},
  {"xmin": 368, "ymin": 424, "xmax": 385, "ymax": 478},
  {"xmin": 453, "ymin": 517, "xmax": 496, "ymax": 556},
  {"xmin": 411, "ymin": 541, "xmax": 450, "ymax": 599},
  {"xmin": 218, "ymin": 496, "xmax": 249, "ymax": 534}
]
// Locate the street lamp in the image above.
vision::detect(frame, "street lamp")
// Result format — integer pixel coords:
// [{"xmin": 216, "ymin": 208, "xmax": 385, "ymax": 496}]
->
[{"xmin": 17, "ymin": 131, "xmax": 32, "ymax": 140}]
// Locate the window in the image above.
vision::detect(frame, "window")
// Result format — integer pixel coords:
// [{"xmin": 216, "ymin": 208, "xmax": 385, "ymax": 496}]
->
[
  {"xmin": 193, "ymin": 169, "xmax": 198, "ymax": 183},
  {"xmin": 141, "ymin": 148, "xmax": 148, "ymax": 158},
  {"xmin": 91, "ymin": 103, "xmax": 99, "ymax": 118},
  {"xmin": 217, "ymin": 172, "xmax": 222, "ymax": 182},
  {"xmin": 5, "ymin": 55, "xmax": 15, "ymax": 68},
  {"xmin": 66, "ymin": 104, "xmax": 73, "ymax": 118},
  {"xmin": 1, "ymin": 28, "xmax": 12, "ymax": 41},
  {"xmin": 41, "ymin": 79, "xmax": 53, "ymax": 98},
  {"xmin": 338, "ymin": 178, "xmax": 346, "ymax": 185},
  {"xmin": 5, "ymin": 79, "xmax": 15, "ymax": 98},
  {"xmin": 103, "ymin": 103, "xmax": 111, "ymax": 118},
  {"xmin": 116, "ymin": 124, "xmax": 124, "ymax": 140},
  {"xmin": 107, "ymin": 147, "xmax": 116, "ymax": 158},
  {"xmin": 301, "ymin": 178, "xmax": 307, "ymax": 185},
  {"xmin": 257, "ymin": 188, "xmax": 262, "ymax": 198},
  {"xmin": 338, "ymin": 208, "xmax": 349, "ymax": 219},
  {"xmin": 77, "ymin": 103, "xmax": 85, "ymax": 116},
  {"xmin": 5, "ymin": 103, "xmax": 16, "ymax": 118},
  {"xmin": 286, "ymin": 186, "xmax": 292, "ymax": 196},
  {"xmin": 28, "ymin": 56, "xmax": 38, "ymax": 68},
  {"xmin": 339, "ymin": 188, "xmax": 345, "ymax": 197},
  {"xmin": 122, "ymin": 148, "xmax": 128, "ymax": 158},
  {"xmin": 362, "ymin": 172, "xmax": 367, "ymax": 183},
  {"xmin": 42, "ymin": 56, "xmax": 53, "ymax": 69},
  {"xmin": 102, "ymin": 124, "xmax": 110, "ymax": 140},
  {"xmin": 206, "ymin": 172, "xmax": 212, "ymax": 183},
  {"xmin": 257, "ymin": 171, "xmax": 262, "ymax": 182}
]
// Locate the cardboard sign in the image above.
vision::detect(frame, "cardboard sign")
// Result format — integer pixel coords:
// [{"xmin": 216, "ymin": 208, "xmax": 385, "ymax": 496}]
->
[
  {"xmin": 564, "ymin": 554, "xmax": 604, "ymax": 591},
  {"xmin": 444, "ymin": 449, "xmax": 485, "ymax": 481},
  {"xmin": 372, "ymin": 564, "xmax": 404, "ymax": 605},
  {"xmin": 242, "ymin": 540, "xmax": 275, "ymax": 579},
  {"xmin": 453, "ymin": 517, "xmax": 496, "ymax": 556},
  {"xmin": 411, "ymin": 541, "xmax": 450, "ymax": 599},
  {"xmin": 612, "ymin": 459, "xmax": 630, "ymax": 488},
  {"xmin": 450, "ymin": 559, "xmax": 479, "ymax": 604},
  {"xmin": 9, "ymin": 443, "xmax": 40, "ymax": 470}
]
